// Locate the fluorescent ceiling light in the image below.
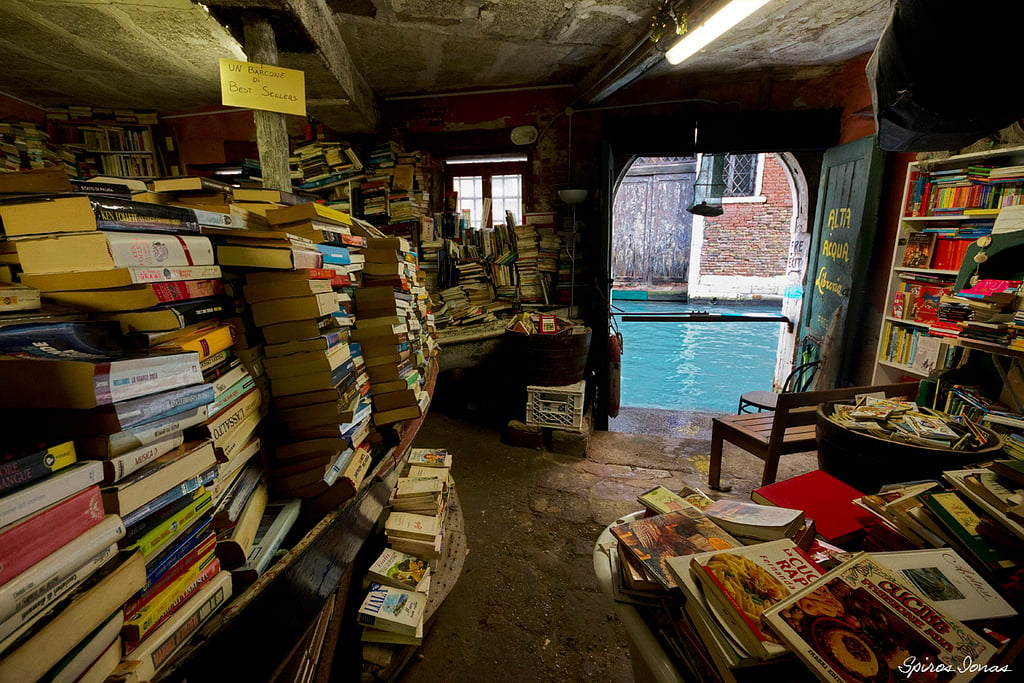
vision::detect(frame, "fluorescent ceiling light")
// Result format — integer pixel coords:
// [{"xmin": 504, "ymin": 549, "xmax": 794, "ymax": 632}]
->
[
  {"xmin": 445, "ymin": 154, "xmax": 527, "ymax": 165},
  {"xmin": 665, "ymin": 0, "xmax": 772, "ymax": 65}
]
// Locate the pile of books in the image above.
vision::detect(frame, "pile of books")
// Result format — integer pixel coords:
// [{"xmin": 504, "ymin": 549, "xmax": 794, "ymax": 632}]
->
[
  {"xmin": 357, "ymin": 547, "xmax": 431, "ymax": 646},
  {"xmin": 382, "ymin": 448, "xmax": 452, "ymax": 561},
  {"xmin": 602, "ymin": 469, "xmax": 1020, "ymax": 683},
  {"xmin": 357, "ymin": 448, "xmax": 453, "ymax": 655},
  {"xmin": 825, "ymin": 395, "xmax": 994, "ymax": 451}
]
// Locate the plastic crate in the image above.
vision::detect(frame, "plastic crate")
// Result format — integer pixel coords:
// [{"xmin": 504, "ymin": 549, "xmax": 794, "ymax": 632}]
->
[{"xmin": 525, "ymin": 380, "xmax": 585, "ymax": 430}]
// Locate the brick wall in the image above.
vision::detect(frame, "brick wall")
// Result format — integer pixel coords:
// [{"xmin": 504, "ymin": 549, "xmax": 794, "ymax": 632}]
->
[{"xmin": 700, "ymin": 154, "xmax": 792, "ymax": 278}]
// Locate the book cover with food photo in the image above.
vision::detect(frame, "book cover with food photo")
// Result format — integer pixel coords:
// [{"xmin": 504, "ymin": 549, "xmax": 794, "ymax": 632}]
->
[{"xmin": 763, "ymin": 552, "xmax": 994, "ymax": 683}]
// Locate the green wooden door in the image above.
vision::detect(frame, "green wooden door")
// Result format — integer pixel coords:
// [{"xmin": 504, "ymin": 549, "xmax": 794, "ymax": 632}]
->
[{"xmin": 800, "ymin": 135, "xmax": 886, "ymax": 387}]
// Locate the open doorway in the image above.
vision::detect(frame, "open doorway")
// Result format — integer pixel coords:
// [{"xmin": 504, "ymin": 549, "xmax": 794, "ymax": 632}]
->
[{"xmin": 608, "ymin": 153, "xmax": 810, "ymax": 429}]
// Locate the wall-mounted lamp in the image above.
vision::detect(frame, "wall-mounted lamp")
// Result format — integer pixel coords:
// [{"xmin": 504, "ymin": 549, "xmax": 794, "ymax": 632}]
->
[{"xmin": 665, "ymin": 0, "xmax": 772, "ymax": 66}]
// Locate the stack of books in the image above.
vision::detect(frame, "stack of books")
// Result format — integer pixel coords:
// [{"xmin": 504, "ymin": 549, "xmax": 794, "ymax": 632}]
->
[
  {"xmin": 358, "ymin": 547, "xmax": 431, "ymax": 645},
  {"xmin": 352, "ymin": 236, "xmax": 436, "ymax": 426},
  {"xmin": 389, "ymin": 468, "xmax": 449, "ymax": 516},
  {"xmin": 0, "ymin": 324, "xmax": 234, "ymax": 680}
]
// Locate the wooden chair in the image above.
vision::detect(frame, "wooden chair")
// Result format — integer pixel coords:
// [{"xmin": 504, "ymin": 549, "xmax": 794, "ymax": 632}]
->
[
  {"xmin": 708, "ymin": 381, "xmax": 919, "ymax": 491},
  {"xmin": 737, "ymin": 360, "xmax": 821, "ymax": 414}
]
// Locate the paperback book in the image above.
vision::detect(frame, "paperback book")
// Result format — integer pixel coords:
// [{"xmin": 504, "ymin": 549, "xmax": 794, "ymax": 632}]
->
[
  {"xmin": 357, "ymin": 582, "xmax": 427, "ymax": 637},
  {"xmin": 609, "ymin": 508, "xmax": 742, "ymax": 590}
]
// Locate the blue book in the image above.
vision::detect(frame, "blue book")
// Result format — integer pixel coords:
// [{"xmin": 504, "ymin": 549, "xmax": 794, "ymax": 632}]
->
[
  {"xmin": 120, "ymin": 465, "xmax": 218, "ymax": 527},
  {"xmin": 317, "ymin": 243, "xmax": 351, "ymax": 265}
]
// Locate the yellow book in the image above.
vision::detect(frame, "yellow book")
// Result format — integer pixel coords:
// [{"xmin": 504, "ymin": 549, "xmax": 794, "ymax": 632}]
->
[{"xmin": 121, "ymin": 551, "xmax": 220, "ymax": 643}]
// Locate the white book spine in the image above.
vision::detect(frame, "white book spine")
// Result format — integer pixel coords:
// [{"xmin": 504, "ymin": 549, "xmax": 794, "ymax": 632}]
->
[
  {"xmin": 0, "ymin": 542, "xmax": 119, "ymax": 647},
  {"xmin": 0, "ymin": 460, "xmax": 104, "ymax": 528},
  {"xmin": 129, "ymin": 570, "xmax": 232, "ymax": 681},
  {"xmin": 105, "ymin": 434, "xmax": 184, "ymax": 484},
  {"xmin": 105, "ymin": 232, "xmax": 215, "ymax": 268},
  {"xmin": 211, "ymin": 365, "xmax": 249, "ymax": 398},
  {"xmin": 0, "ymin": 515, "xmax": 125, "ymax": 622},
  {"xmin": 128, "ymin": 264, "xmax": 222, "ymax": 284},
  {"xmin": 241, "ymin": 499, "xmax": 301, "ymax": 576},
  {"xmin": 106, "ymin": 353, "xmax": 203, "ymax": 404},
  {"xmin": 106, "ymin": 405, "xmax": 209, "ymax": 458}
]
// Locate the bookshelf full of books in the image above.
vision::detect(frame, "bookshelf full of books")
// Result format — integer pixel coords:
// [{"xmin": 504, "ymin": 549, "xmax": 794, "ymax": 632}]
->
[
  {"xmin": 873, "ymin": 145, "xmax": 1024, "ymax": 388},
  {"xmin": 46, "ymin": 107, "xmax": 162, "ymax": 180},
  {"xmin": 0, "ymin": 165, "xmax": 443, "ymax": 682}
]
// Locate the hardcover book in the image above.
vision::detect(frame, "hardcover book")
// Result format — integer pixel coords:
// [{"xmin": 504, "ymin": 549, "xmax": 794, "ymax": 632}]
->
[
  {"xmin": 763, "ymin": 553, "xmax": 993, "ymax": 683},
  {"xmin": 918, "ymin": 490, "xmax": 1021, "ymax": 573},
  {"xmin": 609, "ymin": 508, "xmax": 742, "ymax": 590},
  {"xmin": 14, "ymin": 230, "xmax": 214, "ymax": 274},
  {"xmin": 901, "ymin": 231, "xmax": 936, "ymax": 268},
  {"xmin": 872, "ymin": 548, "xmax": 1018, "ymax": 621},
  {"xmin": 43, "ymin": 278, "xmax": 224, "ymax": 312},
  {"xmin": 266, "ymin": 201, "xmax": 352, "ymax": 227},
  {"xmin": 357, "ymin": 582, "xmax": 427, "ymax": 637},
  {"xmin": 0, "ymin": 351, "xmax": 202, "ymax": 409},
  {"xmin": 215, "ymin": 243, "xmax": 324, "ymax": 270},
  {"xmin": 0, "ymin": 194, "xmax": 200, "ymax": 238},
  {"xmin": 751, "ymin": 469, "xmax": 872, "ymax": 546},
  {"xmin": 101, "ymin": 296, "xmax": 233, "ymax": 334}
]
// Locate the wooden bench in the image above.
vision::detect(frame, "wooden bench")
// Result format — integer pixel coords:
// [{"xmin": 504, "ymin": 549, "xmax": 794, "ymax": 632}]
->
[{"xmin": 708, "ymin": 381, "xmax": 920, "ymax": 491}]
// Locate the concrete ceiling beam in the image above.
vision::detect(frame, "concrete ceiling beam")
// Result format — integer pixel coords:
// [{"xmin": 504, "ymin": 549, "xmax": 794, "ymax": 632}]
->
[{"xmin": 204, "ymin": 0, "xmax": 379, "ymax": 134}]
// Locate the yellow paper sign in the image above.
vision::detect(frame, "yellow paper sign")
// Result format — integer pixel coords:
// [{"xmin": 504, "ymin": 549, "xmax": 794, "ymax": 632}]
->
[{"xmin": 219, "ymin": 59, "xmax": 306, "ymax": 116}]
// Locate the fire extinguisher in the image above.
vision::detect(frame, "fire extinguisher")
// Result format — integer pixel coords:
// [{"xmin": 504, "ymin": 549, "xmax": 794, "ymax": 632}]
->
[{"xmin": 608, "ymin": 331, "xmax": 622, "ymax": 417}]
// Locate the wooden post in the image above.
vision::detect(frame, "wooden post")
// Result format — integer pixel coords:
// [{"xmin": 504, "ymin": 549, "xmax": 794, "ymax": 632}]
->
[{"xmin": 242, "ymin": 15, "xmax": 292, "ymax": 192}]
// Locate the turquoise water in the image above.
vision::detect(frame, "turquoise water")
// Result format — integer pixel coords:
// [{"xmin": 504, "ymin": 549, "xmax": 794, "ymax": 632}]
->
[{"xmin": 614, "ymin": 300, "xmax": 784, "ymax": 413}]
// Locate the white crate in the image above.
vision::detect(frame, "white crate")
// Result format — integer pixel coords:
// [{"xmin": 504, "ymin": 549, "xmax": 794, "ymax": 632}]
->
[{"xmin": 526, "ymin": 380, "xmax": 585, "ymax": 430}]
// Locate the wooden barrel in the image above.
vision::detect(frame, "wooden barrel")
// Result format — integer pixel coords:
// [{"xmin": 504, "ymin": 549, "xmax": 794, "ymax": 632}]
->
[
  {"xmin": 513, "ymin": 328, "xmax": 592, "ymax": 387},
  {"xmin": 815, "ymin": 403, "xmax": 1003, "ymax": 493}
]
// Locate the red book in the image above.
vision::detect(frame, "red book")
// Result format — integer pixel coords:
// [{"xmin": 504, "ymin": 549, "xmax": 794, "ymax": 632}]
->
[
  {"xmin": 43, "ymin": 279, "xmax": 223, "ymax": 312},
  {"xmin": 750, "ymin": 470, "xmax": 872, "ymax": 547},
  {"xmin": 0, "ymin": 484, "xmax": 105, "ymax": 587},
  {"xmin": 123, "ymin": 530, "xmax": 217, "ymax": 619}
]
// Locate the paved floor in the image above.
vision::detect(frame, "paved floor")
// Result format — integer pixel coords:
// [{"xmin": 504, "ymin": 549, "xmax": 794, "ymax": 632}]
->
[{"xmin": 395, "ymin": 404, "xmax": 819, "ymax": 683}]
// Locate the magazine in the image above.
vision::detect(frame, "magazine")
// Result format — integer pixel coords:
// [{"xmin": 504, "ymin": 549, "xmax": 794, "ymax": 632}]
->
[{"xmin": 763, "ymin": 553, "xmax": 994, "ymax": 683}]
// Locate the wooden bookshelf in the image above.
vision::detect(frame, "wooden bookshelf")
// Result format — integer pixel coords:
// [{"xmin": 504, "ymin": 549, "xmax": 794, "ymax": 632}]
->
[
  {"xmin": 48, "ymin": 117, "xmax": 162, "ymax": 179},
  {"xmin": 152, "ymin": 360, "xmax": 442, "ymax": 682}
]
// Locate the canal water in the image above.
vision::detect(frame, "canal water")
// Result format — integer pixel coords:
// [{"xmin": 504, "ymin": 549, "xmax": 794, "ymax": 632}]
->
[{"xmin": 614, "ymin": 299, "xmax": 784, "ymax": 413}]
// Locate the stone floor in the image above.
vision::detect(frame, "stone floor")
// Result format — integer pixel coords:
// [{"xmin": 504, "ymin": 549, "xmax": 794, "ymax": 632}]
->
[{"xmin": 395, "ymin": 404, "xmax": 819, "ymax": 683}]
